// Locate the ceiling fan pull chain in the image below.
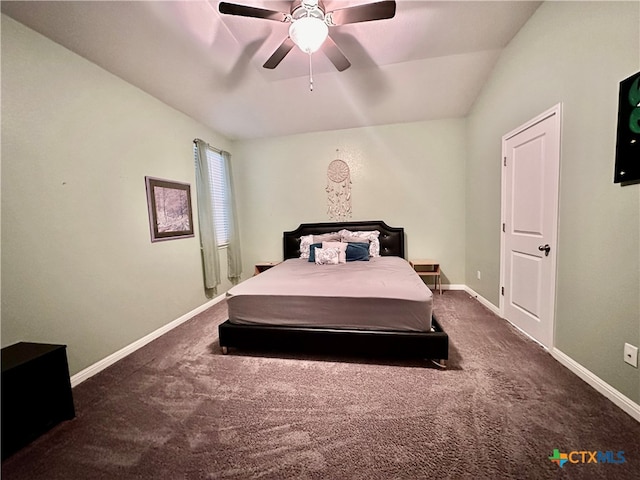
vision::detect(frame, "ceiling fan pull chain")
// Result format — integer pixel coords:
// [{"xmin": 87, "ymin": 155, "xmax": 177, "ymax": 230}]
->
[{"xmin": 308, "ymin": 52, "xmax": 314, "ymax": 92}]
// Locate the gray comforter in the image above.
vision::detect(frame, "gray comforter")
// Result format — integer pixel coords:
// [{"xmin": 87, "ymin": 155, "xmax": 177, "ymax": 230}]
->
[{"xmin": 226, "ymin": 257, "xmax": 433, "ymax": 332}]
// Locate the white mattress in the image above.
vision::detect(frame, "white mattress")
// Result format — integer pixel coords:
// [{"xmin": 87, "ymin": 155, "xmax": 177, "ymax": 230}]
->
[{"xmin": 226, "ymin": 257, "xmax": 433, "ymax": 332}]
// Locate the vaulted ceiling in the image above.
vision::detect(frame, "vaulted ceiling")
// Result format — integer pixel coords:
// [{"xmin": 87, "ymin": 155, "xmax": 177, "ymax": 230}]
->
[{"xmin": 1, "ymin": 1, "xmax": 541, "ymax": 140}]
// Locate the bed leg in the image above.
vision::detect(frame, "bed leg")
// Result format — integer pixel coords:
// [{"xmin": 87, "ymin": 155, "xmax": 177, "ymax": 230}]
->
[{"xmin": 221, "ymin": 346, "xmax": 228, "ymax": 355}]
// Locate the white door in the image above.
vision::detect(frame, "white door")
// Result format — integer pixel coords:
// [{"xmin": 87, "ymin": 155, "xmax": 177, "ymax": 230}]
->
[{"xmin": 501, "ymin": 104, "xmax": 561, "ymax": 349}]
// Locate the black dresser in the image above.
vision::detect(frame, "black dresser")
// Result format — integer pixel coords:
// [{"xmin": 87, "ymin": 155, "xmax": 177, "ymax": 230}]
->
[{"xmin": 1, "ymin": 342, "xmax": 75, "ymax": 460}]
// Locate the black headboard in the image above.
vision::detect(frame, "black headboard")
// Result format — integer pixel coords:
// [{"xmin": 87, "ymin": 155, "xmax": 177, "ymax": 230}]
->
[{"xmin": 283, "ymin": 220, "xmax": 405, "ymax": 259}]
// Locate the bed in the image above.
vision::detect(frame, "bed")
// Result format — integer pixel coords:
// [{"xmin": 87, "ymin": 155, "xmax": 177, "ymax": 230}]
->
[{"xmin": 218, "ymin": 220, "xmax": 448, "ymax": 365}]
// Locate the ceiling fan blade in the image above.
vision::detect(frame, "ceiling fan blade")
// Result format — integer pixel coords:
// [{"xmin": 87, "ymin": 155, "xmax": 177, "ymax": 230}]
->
[
  {"xmin": 263, "ymin": 37, "xmax": 295, "ymax": 69},
  {"xmin": 323, "ymin": 36, "xmax": 351, "ymax": 72},
  {"xmin": 219, "ymin": 2, "xmax": 289, "ymax": 22},
  {"xmin": 328, "ymin": 0, "xmax": 396, "ymax": 26}
]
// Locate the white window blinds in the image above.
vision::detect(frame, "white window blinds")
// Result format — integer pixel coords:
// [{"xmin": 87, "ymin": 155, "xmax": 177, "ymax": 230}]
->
[{"xmin": 194, "ymin": 144, "xmax": 230, "ymax": 246}]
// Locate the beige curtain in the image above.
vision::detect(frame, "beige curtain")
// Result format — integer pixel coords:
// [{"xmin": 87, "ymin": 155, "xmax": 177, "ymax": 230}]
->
[
  {"xmin": 194, "ymin": 139, "xmax": 221, "ymax": 291},
  {"xmin": 194, "ymin": 140, "xmax": 242, "ymax": 292}
]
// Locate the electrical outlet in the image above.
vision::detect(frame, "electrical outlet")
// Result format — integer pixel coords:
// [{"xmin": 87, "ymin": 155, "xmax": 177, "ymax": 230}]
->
[
  {"xmin": 624, "ymin": 343, "xmax": 638, "ymax": 368},
  {"xmin": 477, "ymin": 270, "xmax": 481, "ymax": 280}
]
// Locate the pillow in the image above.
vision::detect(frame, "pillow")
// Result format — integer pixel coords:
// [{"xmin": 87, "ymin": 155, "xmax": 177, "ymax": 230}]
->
[
  {"xmin": 299, "ymin": 234, "xmax": 314, "ymax": 259},
  {"xmin": 300, "ymin": 233, "xmax": 339, "ymax": 258},
  {"xmin": 323, "ymin": 241, "xmax": 347, "ymax": 263},
  {"xmin": 341, "ymin": 235, "xmax": 370, "ymax": 245},
  {"xmin": 313, "ymin": 232, "xmax": 340, "ymax": 243},
  {"xmin": 339, "ymin": 229, "xmax": 381, "ymax": 257},
  {"xmin": 346, "ymin": 242, "xmax": 370, "ymax": 262},
  {"xmin": 314, "ymin": 247, "xmax": 341, "ymax": 265},
  {"xmin": 307, "ymin": 243, "xmax": 323, "ymax": 262}
]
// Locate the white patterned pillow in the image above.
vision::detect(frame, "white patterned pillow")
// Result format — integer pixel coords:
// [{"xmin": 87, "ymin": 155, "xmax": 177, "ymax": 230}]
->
[
  {"xmin": 322, "ymin": 241, "xmax": 347, "ymax": 263},
  {"xmin": 314, "ymin": 247, "xmax": 341, "ymax": 265},
  {"xmin": 338, "ymin": 230, "xmax": 380, "ymax": 257},
  {"xmin": 299, "ymin": 234, "xmax": 314, "ymax": 259}
]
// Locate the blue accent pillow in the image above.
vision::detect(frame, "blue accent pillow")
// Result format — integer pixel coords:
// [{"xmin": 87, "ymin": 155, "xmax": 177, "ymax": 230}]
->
[
  {"xmin": 346, "ymin": 242, "xmax": 370, "ymax": 262},
  {"xmin": 308, "ymin": 243, "xmax": 323, "ymax": 262}
]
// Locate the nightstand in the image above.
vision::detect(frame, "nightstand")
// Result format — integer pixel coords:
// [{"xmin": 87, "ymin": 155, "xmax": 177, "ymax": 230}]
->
[
  {"xmin": 410, "ymin": 259, "xmax": 442, "ymax": 294},
  {"xmin": 254, "ymin": 262, "xmax": 280, "ymax": 275},
  {"xmin": 1, "ymin": 342, "xmax": 75, "ymax": 459}
]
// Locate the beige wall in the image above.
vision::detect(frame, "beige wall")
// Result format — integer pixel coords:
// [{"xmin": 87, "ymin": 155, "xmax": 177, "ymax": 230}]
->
[
  {"xmin": 1, "ymin": 15, "xmax": 232, "ymax": 375},
  {"xmin": 232, "ymin": 119, "xmax": 467, "ymax": 285},
  {"xmin": 466, "ymin": 1, "xmax": 640, "ymax": 402}
]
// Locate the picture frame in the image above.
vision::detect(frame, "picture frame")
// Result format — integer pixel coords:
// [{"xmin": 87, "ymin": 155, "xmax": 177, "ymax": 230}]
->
[
  {"xmin": 614, "ymin": 70, "xmax": 640, "ymax": 184},
  {"xmin": 145, "ymin": 176, "xmax": 195, "ymax": 242}
]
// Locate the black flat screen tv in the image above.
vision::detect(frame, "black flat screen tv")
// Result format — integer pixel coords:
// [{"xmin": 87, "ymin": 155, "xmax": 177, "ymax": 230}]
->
[{"xmin": 614, "ymin": 71, "xmax": 640, "ymax": 184}]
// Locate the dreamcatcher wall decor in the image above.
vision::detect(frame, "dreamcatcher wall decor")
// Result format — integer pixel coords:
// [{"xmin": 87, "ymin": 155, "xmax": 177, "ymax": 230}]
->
[{"xmin": 326, "ymin": 154, "xmax": 352, "ymax": 221}]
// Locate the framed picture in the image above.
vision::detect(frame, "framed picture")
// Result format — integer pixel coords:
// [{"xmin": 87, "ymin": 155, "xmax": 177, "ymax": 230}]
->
[
  {"xmin": 614, "ymin": 70, "xmax": 640, "ymax": 184},
  {"xmin": 145, "ymin": 176, "xmax": 195, "ymax": 242}
]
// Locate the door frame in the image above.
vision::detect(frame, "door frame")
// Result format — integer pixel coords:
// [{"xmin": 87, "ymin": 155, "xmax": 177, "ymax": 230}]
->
[{"xmin": 499, "ymin": 103, "xmax": 562, "ymax": 348}]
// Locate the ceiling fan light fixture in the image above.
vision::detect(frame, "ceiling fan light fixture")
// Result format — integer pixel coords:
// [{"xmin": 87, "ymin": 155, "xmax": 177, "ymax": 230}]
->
[{"xmin": 289, "ymin": 17, "xmax": 328, "ymax": 53}]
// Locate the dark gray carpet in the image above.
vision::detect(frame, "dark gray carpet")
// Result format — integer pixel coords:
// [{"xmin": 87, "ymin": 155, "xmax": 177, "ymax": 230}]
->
[{"xmin": 2, "ymin": 291, "xmax": 639, "ymax": 479}]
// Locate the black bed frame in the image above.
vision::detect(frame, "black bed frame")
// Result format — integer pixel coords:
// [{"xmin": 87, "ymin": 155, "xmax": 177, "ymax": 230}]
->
[{"xmin": 218, "ymin": 220, "xmax": 449, "ymax": 364}]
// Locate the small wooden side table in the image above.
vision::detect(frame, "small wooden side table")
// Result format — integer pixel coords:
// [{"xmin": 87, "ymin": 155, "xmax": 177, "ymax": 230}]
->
[
  {"xmin": 410, "ymin": 259, "xmax": 442, "ymax": 294},
  {"xmin": 254, "ymin": 262, "xmax": 281, "ymax": 275}
]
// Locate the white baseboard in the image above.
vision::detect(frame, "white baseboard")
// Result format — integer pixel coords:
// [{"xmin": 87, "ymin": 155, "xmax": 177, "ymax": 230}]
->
[
  {"xmin": 551, "ymin": 348, "xmax": 640, "ymax": 422},
  {"xmin": 461, "ymin": 285, "xmax": 502, "ymax": 316},
  {"xmin": 70, "ymin": 294, "xmax": 226, "ymax": 387}
]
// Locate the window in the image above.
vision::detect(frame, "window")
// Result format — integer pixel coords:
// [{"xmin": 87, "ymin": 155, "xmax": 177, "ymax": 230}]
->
[{"xmin": 194, "ymin": 143, "xmax": 230, "ymax": 246}]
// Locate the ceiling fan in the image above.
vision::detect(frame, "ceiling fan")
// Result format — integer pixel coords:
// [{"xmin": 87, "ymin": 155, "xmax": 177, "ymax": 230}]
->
[{"xmin": 219, "ymin": 0, "xmax": 396, "ymax": 87}]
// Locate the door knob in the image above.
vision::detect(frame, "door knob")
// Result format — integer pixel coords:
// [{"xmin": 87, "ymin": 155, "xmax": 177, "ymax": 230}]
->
[{"xmin": 538, "ymin": 244, "xmax": 551, "ymax": 256}]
